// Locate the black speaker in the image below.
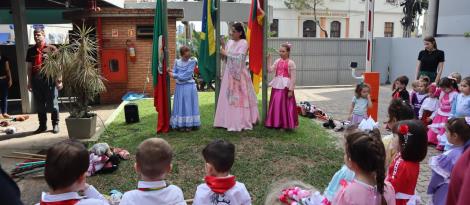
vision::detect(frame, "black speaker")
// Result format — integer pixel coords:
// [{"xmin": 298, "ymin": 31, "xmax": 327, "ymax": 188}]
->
[{"xmin": 124, "ymin": 103, "xmax": 140, "ymax": 124}]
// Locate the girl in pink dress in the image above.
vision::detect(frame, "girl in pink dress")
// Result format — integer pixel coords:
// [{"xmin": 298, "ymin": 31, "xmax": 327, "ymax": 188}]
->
[
  {"xmin": 265, "ymin": 43, "xmax": 298, "ymax": 130},
  {"xmin": 333, "ymin": 128, "xmax": 396, "ymax": 205},
  {"xmin": 214, "ymin": 23, "xmax": 259, "ymax": 131},
  {"xmin": 428, "ymin": 77, "xmax": 458, "ymax": 150}
]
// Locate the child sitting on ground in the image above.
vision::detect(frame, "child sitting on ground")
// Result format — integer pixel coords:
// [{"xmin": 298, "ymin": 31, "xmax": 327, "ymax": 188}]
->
[
  {"xmin": 386, "ymin": 120, "xmax": 428, "ymax": 205},
  {"xmin": 428, "ymin": 117, "xmax": 470, "ymax": 205},
  {"xmin": 419, "ymin": 75, "xmax": 431, "ymax": 88},
  {"xmin": 411, "ymin": 80, "xmax": 429, "ymax": 118},
  {"xmin": 419, "ymin": 83, "xmax": 439, "ymax": 126},
  {"xmin": 193, "ymin": 139, "xmax": 251, "ymax": 205},
  {"xmin": 39, "ymin": 140, "xmax": 109, "ymax": 205},
  {"xmin": 120, "ymin": 138, "xmax": 186, "ymax": 205},
  {"xmin": 333, "ymin": 128, "xmax": 396, "ymax": 205},
  {"xmin": 392, "ymin": 76, "xmax": 410, "ymax": 103}
]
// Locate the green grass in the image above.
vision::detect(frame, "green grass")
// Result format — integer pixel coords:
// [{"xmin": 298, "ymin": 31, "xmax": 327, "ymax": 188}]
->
[{"xmin": 88, "ymin": 92, "xmax": 342, "ymax": 204}]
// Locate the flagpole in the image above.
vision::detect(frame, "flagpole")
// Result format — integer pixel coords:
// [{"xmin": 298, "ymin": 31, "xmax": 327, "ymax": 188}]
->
[
  {"xmin": 215, "ymin": 0, "xmax": 221, "ymax": 110},
  {"xmin": 163, "ymin": 0, "xmax": 171, "ymax": 121},
  {"xmin": 262, "ymin": 0, "xmax": 268, "ymax": 123}
]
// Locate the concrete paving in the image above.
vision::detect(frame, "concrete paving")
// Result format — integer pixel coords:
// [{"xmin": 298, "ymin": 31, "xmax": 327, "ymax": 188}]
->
[
  {"xmin": 0, "ymin": 104, "xmax": 119, "ymax": 205},
  {"xmin": 296, "ymin": 85, "xmax": 437, "ymax": 203}
]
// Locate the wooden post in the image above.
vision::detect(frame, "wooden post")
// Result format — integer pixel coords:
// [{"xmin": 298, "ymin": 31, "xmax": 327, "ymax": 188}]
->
[
  {"xmin": 215, "ymin": 0, "xmax": 221, "ymax": 109},
  {"xmin": 262, "ymin": 0, "xmax": 268, "ymax": 122}
]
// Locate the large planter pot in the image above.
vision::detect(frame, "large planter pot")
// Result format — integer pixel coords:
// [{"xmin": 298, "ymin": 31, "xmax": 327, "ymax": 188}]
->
[{"xmin": 65, "ymin": 115, "xmax": 97, "ymax": 139}]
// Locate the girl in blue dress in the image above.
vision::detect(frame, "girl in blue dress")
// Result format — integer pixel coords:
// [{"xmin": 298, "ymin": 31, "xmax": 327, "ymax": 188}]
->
[{"xmin": 169, "ymin": 46, "xmax": 200, "ymax": 131}]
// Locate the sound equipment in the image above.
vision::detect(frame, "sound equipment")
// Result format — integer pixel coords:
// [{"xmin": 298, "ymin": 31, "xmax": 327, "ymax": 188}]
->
[{"xmin": 124, "ymin": 103, "xmax": 140, "ymax": 124}]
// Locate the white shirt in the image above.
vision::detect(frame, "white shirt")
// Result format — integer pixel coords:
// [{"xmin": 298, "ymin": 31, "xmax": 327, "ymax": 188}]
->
[
  {"xmin": 193, "ymin": 182, "xmax": 251, "ymax": 205},
  {"xmin": 120, "ymin": 181, "xmax": 186, "ymax": 205},
  {"xmin": 37, "ymin": 185, "xmax": 109, "ymax": 205},
  {"xmin": 419, "ymin": 97, "xmax": 439, "ymax": 119}
]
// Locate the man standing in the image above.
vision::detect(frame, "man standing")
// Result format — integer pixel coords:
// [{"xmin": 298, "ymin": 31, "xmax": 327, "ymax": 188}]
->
[{"xmin": 26, "ymin": 29, "xmax": 62, "ymax": 134}]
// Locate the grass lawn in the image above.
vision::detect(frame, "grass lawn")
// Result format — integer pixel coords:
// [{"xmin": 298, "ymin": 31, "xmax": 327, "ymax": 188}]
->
[{"xmin": 88, "ymin": 92, "xmax": 343, "ymax": 204}]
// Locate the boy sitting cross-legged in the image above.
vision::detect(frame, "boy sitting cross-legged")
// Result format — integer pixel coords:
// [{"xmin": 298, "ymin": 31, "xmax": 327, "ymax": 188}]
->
[
  {"xmin": 39, "ymin": 140, "xmax": 109, "ymax": 205},
  {"xmin": 193, "ymin": 139, "xmax": 252, "ymax": 205},
  {"xmin": 120, "ymin": 138, "xmax": 186, "ymax": 205}
]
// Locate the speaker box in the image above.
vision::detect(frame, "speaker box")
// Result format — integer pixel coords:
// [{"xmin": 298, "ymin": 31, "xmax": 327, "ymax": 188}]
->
[{"xmin": 124, "ymin": 103, "xmax": 140, "ymax": 124}]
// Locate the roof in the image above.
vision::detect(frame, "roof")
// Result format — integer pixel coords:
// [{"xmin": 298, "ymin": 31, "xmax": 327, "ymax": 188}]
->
[
  {"xmin": 0, "ymin": 0, "xmax": 124, "ymax": 9},
  {"xmin": 63, "ymin": 8, "xmax": 184, "ymax": 20}
]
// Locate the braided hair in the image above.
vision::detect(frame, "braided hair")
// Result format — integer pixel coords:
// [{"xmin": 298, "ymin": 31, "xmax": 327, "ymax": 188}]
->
[{"xmin": 345, "ymin": 128, "xmax": 387, "ymax": 205}]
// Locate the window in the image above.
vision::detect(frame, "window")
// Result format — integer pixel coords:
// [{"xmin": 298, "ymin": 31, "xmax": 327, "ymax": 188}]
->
[
  {"xmin": 330, "ymin": 21, "xmax": 341, "ymax": 38},
  {"xmin": 386, "ymin": 0, "xmax": 396, "ymax": 3},
  {"xmin": 109, "ymin": 59, "xmax": 119, "ymax": 72},
  {"xmin": 303, "ymin": 20, "xmax": 316, "ymax": 37},
  {"xmin": 270, "ymin": 19, "xmax": 279, "ymax": 37},
  {"xmin": 360, "ymin": 21, "xmax": 364, "ymax": 38},
  {"xmin": 384, "ymin": 22, "xmax": 394, "ymax": 37},
  {"xmin": 136, "ymin": 25, "xmax": 154, "ymax": 39}
]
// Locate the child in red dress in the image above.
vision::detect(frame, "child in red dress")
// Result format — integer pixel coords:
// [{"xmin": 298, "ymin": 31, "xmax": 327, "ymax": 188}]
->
[{"xmin": 386, "ymin": 120, "xmax": 428, "ymax": 205}]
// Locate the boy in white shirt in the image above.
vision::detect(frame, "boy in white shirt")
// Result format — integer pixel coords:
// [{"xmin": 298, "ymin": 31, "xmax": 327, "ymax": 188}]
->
[
  {"xmin": 193, "ymin": 139, "xmax": 252, "ymax": 205},
  {"xmin": 120, "ymin": 138, "xmax": 186, "ymax": 205},
  {"xmin": 39, "ymin": 140, "xmax": 109, "ymax": 205}
]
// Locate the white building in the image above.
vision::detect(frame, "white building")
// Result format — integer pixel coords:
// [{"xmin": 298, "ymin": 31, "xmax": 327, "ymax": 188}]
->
[{"xmin": 239, "ymin": 0, "xmax": 404, "ymax": 38}]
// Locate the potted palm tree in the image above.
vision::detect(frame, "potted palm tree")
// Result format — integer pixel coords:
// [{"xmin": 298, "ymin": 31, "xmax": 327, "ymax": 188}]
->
[{"xmin": 42, "ymin": 25, "xmax": 106, "ymax": 139}]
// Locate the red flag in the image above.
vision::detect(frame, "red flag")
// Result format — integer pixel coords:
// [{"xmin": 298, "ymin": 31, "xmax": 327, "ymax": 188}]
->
[{"xmin": 247, "ymin": 0, "xmax": 264, "ymax": 75}]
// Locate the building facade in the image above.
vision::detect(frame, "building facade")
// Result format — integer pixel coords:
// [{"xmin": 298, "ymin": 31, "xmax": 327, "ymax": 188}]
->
[{"xmin": 242, "ymin": 0, "xmax": 404, "ymax": 38}]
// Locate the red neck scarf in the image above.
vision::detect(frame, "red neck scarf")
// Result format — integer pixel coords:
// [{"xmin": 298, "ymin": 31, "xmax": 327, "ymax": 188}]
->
[
  {"xmin": 40, "ymin": 199, "xmax": 79, "ymax": 205},
  {"xmin": 33, "ymin": 42, "xmax": 46, "ymax": 75},
  {"xmin": 205, "ymin": 175, "xmax": 236, "ymax": 194}
]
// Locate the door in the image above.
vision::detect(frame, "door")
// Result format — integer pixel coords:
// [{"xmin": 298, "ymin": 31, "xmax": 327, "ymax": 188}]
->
[{"xmin": 101, "ymin": 49, "xmax": 127, "ymax": 83}]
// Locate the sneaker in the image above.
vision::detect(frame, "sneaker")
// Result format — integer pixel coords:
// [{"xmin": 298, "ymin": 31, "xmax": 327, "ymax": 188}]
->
[
  {"xmin": 52, "ymin": 125, "xmax": 60, "ymax": 134},
  {"xmin": 33, "ymin": 126, "xmax": 47, "ymax": 134}
]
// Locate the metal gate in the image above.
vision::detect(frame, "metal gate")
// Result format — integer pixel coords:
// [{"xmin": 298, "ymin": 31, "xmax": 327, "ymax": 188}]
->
[{"xmin": 268, "ymin": 38, "xmax": 366, "ymax": 86}]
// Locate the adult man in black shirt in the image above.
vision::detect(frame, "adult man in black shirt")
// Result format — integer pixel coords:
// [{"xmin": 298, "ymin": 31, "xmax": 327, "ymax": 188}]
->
[{"xmin": 26, "ymin": 29, "xmax": 62, "ymax": 134}]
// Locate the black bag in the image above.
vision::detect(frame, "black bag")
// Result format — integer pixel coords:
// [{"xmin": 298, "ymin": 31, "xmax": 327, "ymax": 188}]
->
[{"xmin": 124, "ymin": 103, "xmax": 140, "ymax": 123}]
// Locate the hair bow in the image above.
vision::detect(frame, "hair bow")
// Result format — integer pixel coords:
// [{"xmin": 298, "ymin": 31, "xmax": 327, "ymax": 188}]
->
[{"xmin": 398, "ymin": 124, "xmax": 411, "ymax": 146}]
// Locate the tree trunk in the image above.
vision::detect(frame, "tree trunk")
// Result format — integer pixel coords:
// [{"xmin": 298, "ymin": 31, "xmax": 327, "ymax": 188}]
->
[{"xmin": 313, "ymin": 2, "xmax": 328, "ymax": 38}]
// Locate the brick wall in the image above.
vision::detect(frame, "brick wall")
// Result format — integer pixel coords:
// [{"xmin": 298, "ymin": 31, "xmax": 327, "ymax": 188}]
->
[{"xmin": 99, "ymin": 17, "xmax": 177, "ymax": 104}]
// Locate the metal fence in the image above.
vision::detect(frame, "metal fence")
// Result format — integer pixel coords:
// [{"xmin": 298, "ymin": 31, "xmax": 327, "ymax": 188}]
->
[{"xmin": 268, "ymin": 38, "xmax": 366, "ymax": 86}]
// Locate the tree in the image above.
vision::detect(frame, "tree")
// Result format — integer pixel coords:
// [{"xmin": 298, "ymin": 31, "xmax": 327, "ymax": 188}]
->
[
  {"xmin": 284, "ymin": 0, "xmax": 328, "ymax": 37},
  {"xmin": 400, "ymin": 0, "xmax": 428, "ymax": 37}
]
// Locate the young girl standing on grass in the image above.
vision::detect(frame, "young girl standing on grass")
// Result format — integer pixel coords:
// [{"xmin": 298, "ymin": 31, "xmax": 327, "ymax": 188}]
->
[
  {"xmin": 386, "ymin": 120, "xmax": 428, "ymax": 205},
  {"xmin": 348, "ymin": 83, "xmax": 372, "ymax": 125},
  {"xmin": 428, "ymin": 117, "xmax": 470, "ymax": 205},
  {"xmin": 428, "ymin": 77, "xmax": 459, "ymax": 150},
  {"xmin": 169, "ymin": 46, "xmax": 200, "ymax": 131},
  {"xmin": 333, "ymin": 128, "xmax": 396, "ymax": 205},
  {"xmin": 265, "ymin": 43, "xmax": 298, "ymax": 130},
  {"xmin": 392, "ymin": 76, "xmax": 410, "ymax": 103}
]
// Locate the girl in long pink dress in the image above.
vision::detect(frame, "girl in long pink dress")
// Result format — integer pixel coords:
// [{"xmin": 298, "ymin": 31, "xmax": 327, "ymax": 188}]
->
[
  {"xmin": 265, "ymin": 43, "xmax": 298, "ymax": 130},
  {"xmin": 333, "ymin": 129, "xmax": 396, "ymax": 205},
  {"xmin": 214, "ymin": 23, "xmax": 259, "ymax": 131}
]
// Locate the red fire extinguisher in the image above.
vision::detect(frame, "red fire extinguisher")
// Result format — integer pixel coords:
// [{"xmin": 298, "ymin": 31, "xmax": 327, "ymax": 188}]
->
[{"xmin": 126, "ymin": 40, "xmax": 136, "ymax": 63}]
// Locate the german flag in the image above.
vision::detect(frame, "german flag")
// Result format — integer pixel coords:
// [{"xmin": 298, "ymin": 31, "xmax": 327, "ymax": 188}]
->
[{"xmin": 247, "ymin": 0, "xmax": 265, "ymax": 94}]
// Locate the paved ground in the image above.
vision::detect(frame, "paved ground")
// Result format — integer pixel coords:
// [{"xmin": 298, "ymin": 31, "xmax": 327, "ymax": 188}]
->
[
  {"xmin": 296, "ymin": 86, "xmax": 438, "ymax": 203},
  {"xmin": 0, "ymin": 104, "xmax": 119, "ymax": 205}
]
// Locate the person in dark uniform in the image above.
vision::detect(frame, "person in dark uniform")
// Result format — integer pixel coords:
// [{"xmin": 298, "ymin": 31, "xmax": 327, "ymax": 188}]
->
[
  {"xmin": 0, "ymin": 51, "xmax": 12, "ymax": 118},
  {"xmin": 26, "ymin": 29, "xmax": 62, "ymax": 134},
  {"xmin": 415, "ymin": 36, "xmax": 445, "ymax": 83}
]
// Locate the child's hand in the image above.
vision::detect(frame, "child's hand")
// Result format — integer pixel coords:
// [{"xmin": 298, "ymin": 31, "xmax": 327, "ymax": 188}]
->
[{"xmin": 288, "ymin": 90, "xmax": 293, "ymax": 98}]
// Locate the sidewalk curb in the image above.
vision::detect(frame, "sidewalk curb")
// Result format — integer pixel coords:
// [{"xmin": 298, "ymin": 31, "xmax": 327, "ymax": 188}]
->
[{"xmin": 80, "ymin": 101, "xmax": 129, "ymax": 145}]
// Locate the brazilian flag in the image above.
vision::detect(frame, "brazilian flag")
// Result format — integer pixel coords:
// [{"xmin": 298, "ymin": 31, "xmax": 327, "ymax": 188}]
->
[{"xmin": 198, "ymin": 0, "xmax": 216, "ymax": 83}]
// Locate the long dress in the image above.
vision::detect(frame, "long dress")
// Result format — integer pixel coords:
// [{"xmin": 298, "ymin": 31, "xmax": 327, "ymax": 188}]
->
[
  {"xmin": 332, "ymin": 179, "xmax": 396, "ymax": 205},
  {"xmin": 427, "ymin": 146, "xmax": 464, "ymax": 205},
  {"xmin": 265, "ymin": 58, "xmax": 298, "ymax": 129},
  {"xmin": 427, "ymin": 90, "xmax": 458, "ymax": 148},
  {"xmin": 170, "ymin": 59, "xmax": 201, "ymax": 129},
  {"xmin": 214, "ymin": 39, "xmax": 259, "ymax": 131}
]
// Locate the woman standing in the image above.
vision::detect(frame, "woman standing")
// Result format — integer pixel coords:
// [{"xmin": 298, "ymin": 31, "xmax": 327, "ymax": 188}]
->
[
  {"xmin": 265, "ymin": 43, "xmax": 298, "ymax": 130},
  {"xmin": 214, "ymin": 23, "xmax": 259, "ymax": 131},
  {"xmin": 169, "ymin": 46, "xmax": 200, "ymax": 131},
  {"xmin": 415, "ymin": 37, "xmax": 445, "ymax": 83},
  {"xmin": 0, "ymin": 52, "xmax": 12, "ymax": 118}
]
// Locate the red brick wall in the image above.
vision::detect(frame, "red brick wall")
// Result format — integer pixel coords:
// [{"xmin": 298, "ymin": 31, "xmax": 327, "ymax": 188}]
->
[{"xmin": 99, "ymin": 17, "xmax": 177, "ymax": 104}]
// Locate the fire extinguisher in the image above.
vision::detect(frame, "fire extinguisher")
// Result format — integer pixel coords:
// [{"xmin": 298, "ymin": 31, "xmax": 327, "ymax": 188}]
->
[{"xmin": 126, "ymin": 40, "xmax": 136, "ymax": 63}]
